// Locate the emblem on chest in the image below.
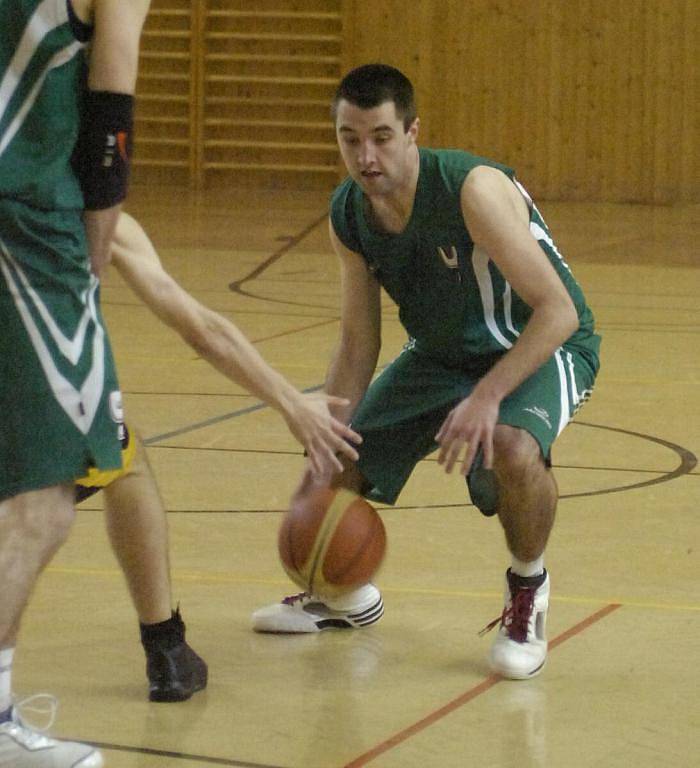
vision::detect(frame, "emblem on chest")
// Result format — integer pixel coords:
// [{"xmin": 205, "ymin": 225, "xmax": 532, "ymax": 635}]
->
[{"xmin": 437, "ymin": 245, "xmax": 459, "ymax": 270}]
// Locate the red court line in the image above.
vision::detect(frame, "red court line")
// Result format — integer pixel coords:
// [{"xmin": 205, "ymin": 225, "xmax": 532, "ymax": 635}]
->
[{"xmin": 343, "ymin": 602, "xmax": 622, "ymax": 768}]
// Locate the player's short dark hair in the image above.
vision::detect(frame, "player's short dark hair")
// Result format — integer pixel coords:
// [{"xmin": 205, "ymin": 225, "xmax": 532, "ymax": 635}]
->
[{"xmin": 332, "ymin": 64, "xmax": 417, "ymax": 131}]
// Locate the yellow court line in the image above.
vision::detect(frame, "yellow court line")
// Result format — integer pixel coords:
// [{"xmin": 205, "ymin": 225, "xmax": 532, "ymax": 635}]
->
[{"xmin": 45, "ymin": 565, "xmax": 700, "ymax": 613}]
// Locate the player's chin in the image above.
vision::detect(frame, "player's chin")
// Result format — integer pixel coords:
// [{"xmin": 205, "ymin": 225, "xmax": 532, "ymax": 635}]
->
[{"xmin": 357, "ymin": 172, "xmax": 385, "ymax": 191}]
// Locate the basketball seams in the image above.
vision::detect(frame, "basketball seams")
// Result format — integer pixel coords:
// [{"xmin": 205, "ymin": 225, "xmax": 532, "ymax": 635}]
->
[
  {"xmin": 324, "ymin": 506, "xmax": 383, "ymax": 585},
  {"xmin": 307, "ymin": 487, "xmax": 357, "ymax": 595}
]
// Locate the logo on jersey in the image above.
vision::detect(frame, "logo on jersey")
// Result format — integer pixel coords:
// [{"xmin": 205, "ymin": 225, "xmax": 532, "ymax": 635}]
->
[
  {"xmin": 109, "ymin": 390, "xmax": 124, "ymax": 424},
  {"xmin": 523, "ymin": 406, "xmax": 552, "ymax": 429},
  {"xmin": 437, "ymin": 245, "xmax": 459, "ymax": 270}
]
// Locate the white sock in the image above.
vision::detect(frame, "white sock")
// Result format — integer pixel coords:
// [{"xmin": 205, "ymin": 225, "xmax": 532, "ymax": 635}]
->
[
  {"xmin": 326, "ymin": 584, "xmax": 378, "ymax": 612},
  {"xmin": 0, "ymin": 647, "xmax": 14, "ymax": 714},
  {"xmin": 511, "ymin": 555, "xmax": 544, "ymax": 578}
]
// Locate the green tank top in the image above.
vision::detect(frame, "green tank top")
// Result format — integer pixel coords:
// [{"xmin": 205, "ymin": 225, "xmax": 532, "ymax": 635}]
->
[
  {"xmin": 0, "ymin": 0, "xmax": 92, "ymax": 211},
  {"xmin": 330, "ymin": 147, "xmax": 600, "ymax": 368}
]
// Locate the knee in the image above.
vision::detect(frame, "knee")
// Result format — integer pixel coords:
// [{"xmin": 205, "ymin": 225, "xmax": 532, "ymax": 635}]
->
[
  {"xmin": 492, "ymin": 426, "xmax": 542, "ymax": 479},
  {"xmin": 5, "ymin": 488, "xmax": 76, "ymax": 554}
]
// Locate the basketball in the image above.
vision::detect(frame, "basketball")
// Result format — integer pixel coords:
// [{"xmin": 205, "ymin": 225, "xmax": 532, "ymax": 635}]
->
[{"xmin": 278, "ymin": 487, "xmax": 386, "ymax": 599}]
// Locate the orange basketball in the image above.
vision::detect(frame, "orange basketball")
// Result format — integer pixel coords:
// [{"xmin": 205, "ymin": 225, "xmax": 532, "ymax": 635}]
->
[{"xmin": 278, "ymin": 487, "xmax": 386, "ymax": 599}]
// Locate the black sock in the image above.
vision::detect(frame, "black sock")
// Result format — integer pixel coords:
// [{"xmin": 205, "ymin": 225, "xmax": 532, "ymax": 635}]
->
[{"xmin": 140, "ymin": 607, "xmax": 185, "ymax": 651}]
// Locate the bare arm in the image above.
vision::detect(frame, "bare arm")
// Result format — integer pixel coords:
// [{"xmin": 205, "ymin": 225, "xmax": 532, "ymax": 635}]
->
[
  {"xmin": 110, "ymin": 213, "xmax": 361, "ymax": 479},
  {"xmin": 436, "ymin": 166, "xmax": 579, "ymax": 473},
  {"xmin": 82, "ymin": 0, "xmax": 150, "ymax": 276},
  {"xmin": 325, "ymin": 220, "xmax": 383, "ymax": 424}
]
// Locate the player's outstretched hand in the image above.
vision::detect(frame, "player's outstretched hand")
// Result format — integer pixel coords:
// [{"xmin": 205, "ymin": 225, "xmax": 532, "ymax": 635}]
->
[
  {"xmin": 435, "ymin": 394, "xmax": 498, "ymax": 475},
  {"xmin": 284, "ymin": 394, "xmax": 362, "ymax": 482}
]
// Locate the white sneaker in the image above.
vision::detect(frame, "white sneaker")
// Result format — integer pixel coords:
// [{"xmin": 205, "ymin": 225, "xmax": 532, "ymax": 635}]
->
[
  {"xmin": 0, "ymin": 697, "xmax": 103, "ymax": 768},
  {"xmin": 252, "ymin": 584, "xmax": 384, "ymax": 633},
  {"xmin": 483, "ymin": 569, "xmax": 549, "ymax": 680}
]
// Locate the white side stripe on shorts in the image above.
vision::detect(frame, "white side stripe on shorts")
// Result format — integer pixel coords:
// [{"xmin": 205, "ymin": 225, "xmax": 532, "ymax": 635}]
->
[
  {"xmin": 566, "ymin": 350, "xmax": 580, "ymax": 408},
  {"xmin": 0, "ymin": 238, "xmax": 105, "ymax": 435},
  {"xmin": 554, "ymin": 349, "xmax": 571, "ymax": 436}
]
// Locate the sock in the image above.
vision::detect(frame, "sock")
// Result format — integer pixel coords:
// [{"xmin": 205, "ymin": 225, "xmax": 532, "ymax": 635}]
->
[
  {"xmin": 140, "ymin": 608, "xmax": 185, "ymax": 651},
  {"xmin": 511, "ymin": 555, "xmax": 544, "ymax": 578},
  {"xmin": 0, "ymin": 647, "xmax": 14, "ymax": 716},
  {"xmin": 326, "ymin": 583, "xmax": 378, "ymax": 612}
]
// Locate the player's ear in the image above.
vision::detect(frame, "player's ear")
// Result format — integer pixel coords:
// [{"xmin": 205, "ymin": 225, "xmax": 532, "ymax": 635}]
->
[{"xmin": 407, "ymin": 117, "xmax": 420, "ymax": 143}]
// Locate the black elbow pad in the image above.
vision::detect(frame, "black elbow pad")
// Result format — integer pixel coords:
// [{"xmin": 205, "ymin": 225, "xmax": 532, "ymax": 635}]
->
[{"xmin": 72, "ymin": 90, "xmax": 134, "ymax": 210}]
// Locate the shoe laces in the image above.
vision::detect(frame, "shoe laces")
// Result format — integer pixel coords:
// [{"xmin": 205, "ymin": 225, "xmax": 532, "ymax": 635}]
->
[
  {"xmin": 282, "ymin": 591, "xmax": 310, "ymax": 606},
  {"xmin": 3, "ymin": 694, "xmax": 58, "ymax": 748},
  {"xmin": 479, "ymin": 587, "xmax": 536, "ymax": 643}
]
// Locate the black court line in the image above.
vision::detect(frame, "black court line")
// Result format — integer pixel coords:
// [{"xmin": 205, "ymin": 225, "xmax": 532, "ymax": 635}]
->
[
  {"xmin": 143, "ymin": 441, "xmax": 700, "ymax": 476},
  {"xmin": 143, "ymin": 393, "xmax": 697, "ymax": 503},
  {"xmin": 142, "ymin": 385, "xmax": 324, "ymax": 444},
  {"xmin": 228, "ymin": 212, "xmax": 331, "ymax": 310},
  {"xmin": 74, "ymin": 741, "xmax": 287, "ymax": 768}
]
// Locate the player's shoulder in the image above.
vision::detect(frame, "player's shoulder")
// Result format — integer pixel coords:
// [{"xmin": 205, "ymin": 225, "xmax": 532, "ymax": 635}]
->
[
  {"xmin": 329, "ymin": 176, "xmax": 362, "ymax": 254},
  {"xmin": 419, "ymin": 147, "xmax": 510, "ymax": 198},
  {"xmin": 330, "ymin": 174, "xmax": 356, "ymax": 210},
  {"xmin": 460, "ymin": 165, "xmax": 520, "ymax": 214},
  {"xmin": 329, "ymin": 175, "xmax": 358, "ymax": 229}
]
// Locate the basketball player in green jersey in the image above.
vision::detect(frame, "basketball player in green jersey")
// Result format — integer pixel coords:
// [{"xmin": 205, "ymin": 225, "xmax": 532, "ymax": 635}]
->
[
  {"xmin": 0, "ymin": 2, "xmax": 150, "ymax": 765},
  {"xmin": 253, "ymin": 64, "xmax": 601, "ymax": 681}
]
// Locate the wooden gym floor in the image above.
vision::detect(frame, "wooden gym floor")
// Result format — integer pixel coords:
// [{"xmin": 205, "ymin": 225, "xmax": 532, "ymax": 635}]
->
[{"xmin": 15, "ymin": 186, "xmax": 699, "ymax": 767}]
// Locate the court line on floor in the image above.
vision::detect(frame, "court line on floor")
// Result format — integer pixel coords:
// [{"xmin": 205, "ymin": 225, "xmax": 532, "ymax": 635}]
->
[
  {"xmin": 142, "ymin": 412, "xmax": 697, "ymax": 501},
  {"xmin": 341, "ymin": 603, "xmax": 622, "ymax": 768},
  {"xmin": 65, "ymin": 604, "xmax": 622, "ymax": 768},
  {"xmin": 78, "ymin": 741, "xmax": 286, "ymax": 768}
]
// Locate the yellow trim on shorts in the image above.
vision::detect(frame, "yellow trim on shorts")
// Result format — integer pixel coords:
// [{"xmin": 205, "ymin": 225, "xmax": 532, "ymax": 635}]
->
[{"xmin": 75, "ymin": 424, "xmax": 136, "ymax": 489}]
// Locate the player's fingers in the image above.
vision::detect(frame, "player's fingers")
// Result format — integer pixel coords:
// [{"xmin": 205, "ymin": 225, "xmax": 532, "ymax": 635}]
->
[
  {"xmin": 307, "ymin": 450, "xmax": 323, "ymax": 480},
  {"xmin": 334, "ymin": 437, "xmax": 359, "ymax": 462},
  {"xmin": 333, "ymin": 421, "xmax": 362, "ymax": 445},
  {"xmin": 436, "ymin": 434, "xmax": 456, "ymax": 466},
  {"xmin": 435, "ymin": 411, "xmax": 454, "ymax": 445},
  {"xmin": 442, "ymin": 436, "xmax": 465, "ymax": 473},
  {"xmin": 329, "ymin": 451, "xmax": 345, "ymax": 474},
  {"xmin": 481, "ymin": 434, "xmax": 494, "ymax": 470},
  {"xmin": 324, "ymin": 395, "xmax": 350, "ymax": 407},
  {"xmin": 460, "ymin": 441, "xmax": 479, "ymax": 476},
  {"xmin": 314, "ymin": 445, "xmax": 341, "ymax": 483}
]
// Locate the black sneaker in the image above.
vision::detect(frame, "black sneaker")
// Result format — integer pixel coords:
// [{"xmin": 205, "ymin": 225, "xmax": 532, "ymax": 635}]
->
[{"xmin": 140, "ymin": 608, "xmax": 208, "ymax": 702}]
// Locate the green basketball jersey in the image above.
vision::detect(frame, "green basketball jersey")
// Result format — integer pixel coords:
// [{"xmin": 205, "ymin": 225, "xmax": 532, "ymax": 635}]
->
[
  {"xmin": 0, "ymin": 0, "xmax": 91, "ymax": 211},
  {"xmin": 330, "ymin": 148, "xmax": 600, "ymax": 368}
]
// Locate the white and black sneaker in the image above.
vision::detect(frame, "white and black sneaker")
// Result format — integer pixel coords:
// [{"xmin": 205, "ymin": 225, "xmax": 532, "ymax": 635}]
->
[
  {"xmin": 481, "ymin": 568, "xmax": 549, "ymax": 680},
  {"xmin": 252, "ymin": 584, "xmax": 384, "ymax": 633},
  {"xmin": 0, "ymin": 695, "xmax": 103, "ymax": 767}
]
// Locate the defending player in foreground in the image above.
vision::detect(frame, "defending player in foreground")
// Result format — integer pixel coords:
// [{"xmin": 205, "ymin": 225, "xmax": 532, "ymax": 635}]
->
[
  {"xmin": 253, "ymin": 64, "xmax": 601, "ymax": 681},
  {"xmin": 1, "ymin": 2, "xmax": 150, "ymax": 766}
]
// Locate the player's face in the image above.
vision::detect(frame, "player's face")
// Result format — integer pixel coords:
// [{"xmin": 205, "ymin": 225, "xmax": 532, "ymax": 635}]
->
[{"xmin": 335, "ymin": 99, "xmax": 418, "ymax": 196}]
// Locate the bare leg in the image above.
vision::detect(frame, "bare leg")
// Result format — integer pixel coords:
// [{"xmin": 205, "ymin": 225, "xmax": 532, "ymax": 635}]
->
[
  {"xmin": 102, "ymin": 434, "xmax": 207, "ymax": 701},
  {"xmin": 492, "ymin": 425, "xmax": 557, "ymax": 561},
  {"xmin": 0, "ymin": 484, "xmax": 75, "ymax": 648},
  {"xmin": 103, "ymin": 434, "xmax": 172, "ymax": 625}
]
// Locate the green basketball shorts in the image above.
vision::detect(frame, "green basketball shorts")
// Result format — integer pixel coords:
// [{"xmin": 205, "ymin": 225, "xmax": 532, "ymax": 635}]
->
[
  {"xmin": 352, "ymin": 341, "xmax": 600, "ymax": 505},
  {"xmin": 0, "ymin": 200, "xmax": 123, "ymax": 501}
]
